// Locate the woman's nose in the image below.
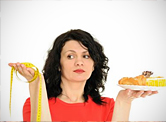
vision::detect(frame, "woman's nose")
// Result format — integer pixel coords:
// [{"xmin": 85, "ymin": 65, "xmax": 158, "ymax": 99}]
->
[{"xmin": 75, "ymin": 57, "xmax": 84, "ymax": 66}]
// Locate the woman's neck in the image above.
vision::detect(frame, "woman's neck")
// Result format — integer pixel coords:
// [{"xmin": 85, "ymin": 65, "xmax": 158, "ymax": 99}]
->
[{"xmin": 59, "ymin": 79, "xmax": 86, "ymax": 103}]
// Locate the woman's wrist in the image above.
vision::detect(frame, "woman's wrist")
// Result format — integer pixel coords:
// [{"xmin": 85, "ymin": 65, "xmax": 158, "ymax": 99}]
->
[{"xmin": 116, "ymin": 94, "xmax": 133, "ymax": 105}]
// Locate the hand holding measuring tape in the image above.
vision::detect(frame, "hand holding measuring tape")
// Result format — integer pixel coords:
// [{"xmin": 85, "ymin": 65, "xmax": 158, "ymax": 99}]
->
[
  {"xmin": 8, "ymin": 62, "xmax": 42, "ymax": 121},
  {"xmin": 9, "ymin": 62, "xmax": 37, "ymax": 81}
]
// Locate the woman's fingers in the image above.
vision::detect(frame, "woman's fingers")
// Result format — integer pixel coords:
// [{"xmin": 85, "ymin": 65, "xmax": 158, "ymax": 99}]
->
[
  {"xmin": 134, "ymin": 90, "xmax": 144, "ymax": 98},
  {"xmin": 8, "ymin": 63, "xmax": 18, "ymax": 70},
  {"xmin": 117, "ymin": 89, "xmax": 158, "ymax": 103},
  {"xmin": 127, "ymin": 89, "xmax": 158, "ymax": 100},
  {"xmin": 140, "ymin": 90, "xmax": 152, "ymax": 98},
  {"xmin": 151, "ymin": 91, "xmax": 158, "ymax": 95},
  {"xmin": 16, "ymin": 62, "xmax": 24, "ymax": 75},
  {"xmin": 140, "ymin": 90, "xmax": 158, "ymax": 98},
  {"xmin": 21, "ymin": 64, "xmax": 35, "ymax": 79},
  {"xmin": 8, "ymin": 63, "xmax": 14, "ymax": 67},
  {"xmin": 133, "ymin": 90, "xmax": 158, "ymax": 98},
  {"xmin": 9, "ymin": 62, "xmax": 35, "ymax": 81},
  {"xmin": 26, "ymin": 67, "xmax": 35, "ymax": 76}
]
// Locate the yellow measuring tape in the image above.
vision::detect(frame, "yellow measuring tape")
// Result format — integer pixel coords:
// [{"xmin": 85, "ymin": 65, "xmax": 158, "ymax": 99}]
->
[{"xmin": 9, "ymin": 62, "xmax": 42, "ymax": 121}]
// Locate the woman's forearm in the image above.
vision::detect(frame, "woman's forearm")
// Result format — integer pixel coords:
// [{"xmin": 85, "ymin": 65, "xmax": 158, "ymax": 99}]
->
[
  {"xmin": 29, "ymin": 75, "xmax": 52, "ymax": 121},
  {"xmin": 112, "ymin": 97, "xmax": 132, "ymax": 121}
]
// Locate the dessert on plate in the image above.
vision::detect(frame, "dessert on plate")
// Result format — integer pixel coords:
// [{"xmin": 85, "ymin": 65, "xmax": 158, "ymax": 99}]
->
[{"xmin": 118, "ymin": 71, "xmax": 166, "ymax": 87}]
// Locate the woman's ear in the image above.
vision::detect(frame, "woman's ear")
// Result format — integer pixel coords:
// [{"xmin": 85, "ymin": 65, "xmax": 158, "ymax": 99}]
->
[{"xmin": 92, "ymin": 66, "xmax": 94, "ymax": 71}]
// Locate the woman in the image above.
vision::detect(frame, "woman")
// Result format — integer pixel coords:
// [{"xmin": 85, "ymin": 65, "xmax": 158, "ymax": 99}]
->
[{"xmin": 8, "ymin": 29, "xmax": 158, "ymax": 121}]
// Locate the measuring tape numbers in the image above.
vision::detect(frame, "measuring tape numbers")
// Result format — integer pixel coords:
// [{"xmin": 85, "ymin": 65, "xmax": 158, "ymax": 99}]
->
[{"xmin": 9, "ymin": 62, "xmax": 42, "ymax": 121}]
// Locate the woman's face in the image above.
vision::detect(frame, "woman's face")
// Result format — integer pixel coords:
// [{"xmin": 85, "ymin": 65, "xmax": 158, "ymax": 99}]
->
[{"xmin": 60, "ymin": 40, "xmax": 94, "ymax": 82}]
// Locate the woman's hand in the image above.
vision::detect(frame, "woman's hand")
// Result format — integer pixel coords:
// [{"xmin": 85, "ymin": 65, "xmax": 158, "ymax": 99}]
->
[
  {"xmin": 112, "ymin": 89, "xmax": 158, "ymax": 121},
  {"xmin": 8, "ymin": 62, "xmax": 35, "ymax": 81},
  {"xmin": 9, "ymin": 62, "xmax": 51, "ymax": 121},
  {"xmin": 117, "ymin": 89, "xmax": 158, "ymax": 104}
]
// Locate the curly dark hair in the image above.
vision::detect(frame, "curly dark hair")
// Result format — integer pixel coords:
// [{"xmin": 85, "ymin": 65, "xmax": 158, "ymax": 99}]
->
[{"xmin": 42, "ymin": 29, "xmax": 110, "ymax": 105}]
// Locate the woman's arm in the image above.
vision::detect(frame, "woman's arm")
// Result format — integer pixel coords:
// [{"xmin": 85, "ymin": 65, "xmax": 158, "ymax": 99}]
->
[
  {"xmin": 112, "ymin": 97, "xmax": 131, "ymax": 120},
  {"xmin": 9, "ymin": 62, "xmax": 52, "ymax": 121},
  {"xmin": 112, "ymin": 89, "xmax": 158, "ymax": 121},
  {"xmin": 29, "ymin": 74, "xmax": 51, "ymax": 121}
]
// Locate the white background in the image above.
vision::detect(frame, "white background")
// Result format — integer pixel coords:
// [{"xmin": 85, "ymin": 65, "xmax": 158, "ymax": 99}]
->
[{"xmin": 1, "ymin": 0, "xmax": 166, "ymax": 121}]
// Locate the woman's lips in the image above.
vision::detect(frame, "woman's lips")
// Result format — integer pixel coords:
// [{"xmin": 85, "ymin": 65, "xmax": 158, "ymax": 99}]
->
[{"xmin": 74, "ymin": 69, "xmax": 85, "ymax": 73}]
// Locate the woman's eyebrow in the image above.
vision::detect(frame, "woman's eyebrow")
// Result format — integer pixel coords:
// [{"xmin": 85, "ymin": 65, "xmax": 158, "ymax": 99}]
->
[
  {"xmin": 64, "ymin": 50, "xmax": 88, "ymax": 54},
  {"xmin": 82, "ymin": 50, "xmax": 88, "ymax": 53},
  {"xmin": 64, "ymin": 50, "xmax": 76, "ymax": 53}
]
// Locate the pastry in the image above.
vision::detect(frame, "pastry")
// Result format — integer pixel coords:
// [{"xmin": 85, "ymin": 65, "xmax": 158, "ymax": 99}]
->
[{"xmin": 118, "ymin": 75, "xmax": 147, "ymax": 86}]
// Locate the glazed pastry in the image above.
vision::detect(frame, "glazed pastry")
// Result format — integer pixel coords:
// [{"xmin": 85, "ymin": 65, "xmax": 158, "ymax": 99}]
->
[{"xmin": 118, "ymin": 75, "xmax": 147, "ymax": 86}]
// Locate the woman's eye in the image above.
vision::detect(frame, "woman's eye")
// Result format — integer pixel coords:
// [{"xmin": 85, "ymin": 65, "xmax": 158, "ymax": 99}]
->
[
  {"xmin": 83, "ymin": 55, "xmax": 90, "ymax": 59},
  {"xmin": 67, "ymin": 55, "xmax": 74, "ymax": 59}
]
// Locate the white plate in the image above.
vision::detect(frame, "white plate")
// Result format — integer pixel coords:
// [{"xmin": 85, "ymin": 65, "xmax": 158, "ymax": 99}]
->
[{"xmin": 118, "ymin": 84, "xmax": 161, "ymax": 91}]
